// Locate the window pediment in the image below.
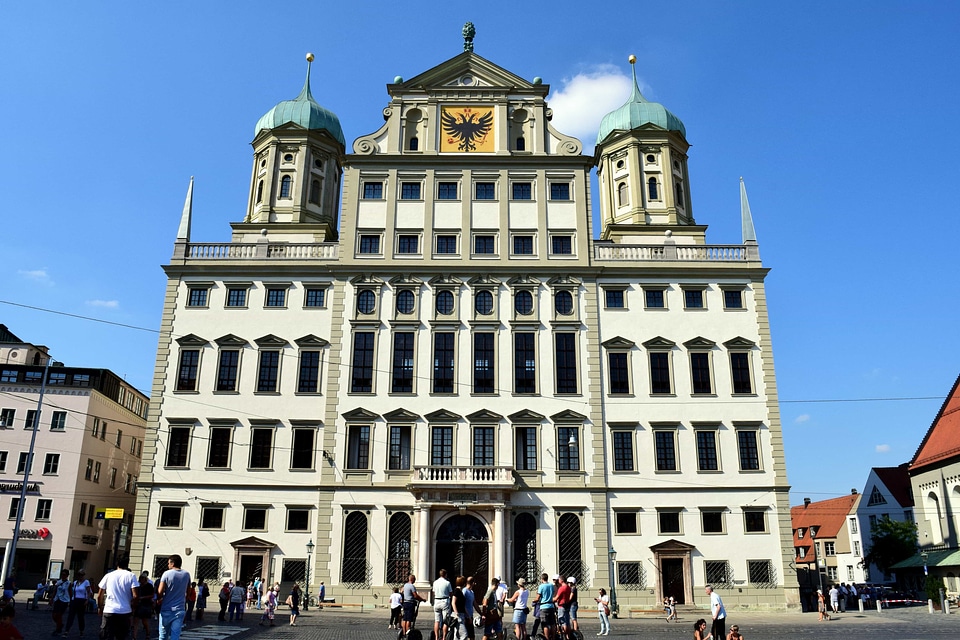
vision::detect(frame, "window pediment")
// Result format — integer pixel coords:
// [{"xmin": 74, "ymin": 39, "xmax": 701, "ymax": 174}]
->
[
  {"xmin": 466, "ymin": 409, "xmax": 504, "ymax": 423},
  {"xmin": 215, "ymin": 334, "xmax": 248, "ymax": 347},
  {"xmin": 547, "ymin": 275, "xmax": 581, "ymax": 286},
  {"xmin": 428, "ymin": 275, "xmax": 463, "ymax": 287},
  {"xmin": 425, "ymin": 409, "xmax": 462, "ymax": 423},
  {"xmin": 508, "ymin": 409, "xmax": 545, "ymax": 423},
  {"xmin": 467, "ymin": 275, "xmax": 501, "ymax": 287},
  {"xmin": 507, "ymin": 275, "xmax": 540, "ymax": 287},
  {"xmin": 389, "ymin": 275, "xmax": 423, "ymax": 286},
  {"xmin": 255, "ymin": 334, "xmax": 289, "ymax": 347},
  {"xmin": 602, "ymin": 336, "xmax": 635, "ymax": 350},
  {"xmin": 342, "ymin": 407, "xmax": 380, "ymax": 421},
  {"xmin": 723, "ymin": 337, "xmax": 756, "ymax": 349},
  {"xmin": 383, "ymin": 408, "xmax": 421, "ymax": 421},
  {"xmin": 683, "ymin": 336, "xmax": 716, "ymax": 349},
  {"xmin": 295, "ymin": 334, "xmax": 329, "ymax": 347},
  {"xmin": 176, "ymin": 334, "xmax": 208, "ymax": 347},
  {"xmin": 551, "ymin": 409, "xmax": 586, "ymax": 423},
  {"xmin": 642, "ymin": 336, "xmax": 675, "ymax": 349},
  {"xmin": 350, "ymin": 274, "xmax": 384, "ymax": 287}
]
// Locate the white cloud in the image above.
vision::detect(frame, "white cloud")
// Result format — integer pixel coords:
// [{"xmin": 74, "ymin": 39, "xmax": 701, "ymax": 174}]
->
[
  {"xmin": 86, "ymin": 299, "xmax": 120, "ymax": 309},
  {"xmin": 794, "ymin": 414, "xmax": 810, "ymax": 424},
  {"xmin": 875, "ymin": 444, "xmax": 891, "ymax": 453},
  {"xmin": 547, "ymin": 66, "xmax": 634, "ymax": 152},
  {"xmin": 18, "ymin": 269, "xmax": 53, "ymax": 286}
]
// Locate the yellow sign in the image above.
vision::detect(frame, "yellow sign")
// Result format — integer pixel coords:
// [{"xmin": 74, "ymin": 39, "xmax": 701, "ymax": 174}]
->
[
  {"xmin": 104, "ymin": 508, "xmax": 125, "ymax": 520},
  {"xmin": 440, "ymin": 106, "xmax": 495, "ymax": 153}
]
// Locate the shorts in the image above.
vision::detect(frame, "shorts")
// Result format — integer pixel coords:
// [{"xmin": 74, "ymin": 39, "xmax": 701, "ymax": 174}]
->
[
  {"xmin": 557, "ymin": 606, "xmax": 569, "ymax": 626},
  {"xmin": 403, "ymin": 601, "xmax": 417, "ymax": 622},
  {"xmin": 512, "ymin": 609, "xmax": 528, "ymax": 624},
  {"xmin": 434, "ymin": 600, "xmax": 452, "ymax": 623},
  {"xmin": 541, "ymin": 608, "xmax": 557, "ymax": 627},
  {"xmin": 484, "ymin": 619, "xmax": 502, "ymax": 636},
  {"xmin": 569, "ymin": 603, "xmax": 578, "ymax": 620}
]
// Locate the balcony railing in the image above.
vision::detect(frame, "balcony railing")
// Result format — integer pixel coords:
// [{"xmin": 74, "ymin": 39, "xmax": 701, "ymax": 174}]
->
[
  {"xmin": 593, "ymin": 243, "xmax": 756, "ymax": 262},
  {"xmin": 181, "ymin": 242, "xmax": 339, "ymax": 260},
  {"xmin": 410, "ymin": 466, "xmax": 516, "ymax": 488}
]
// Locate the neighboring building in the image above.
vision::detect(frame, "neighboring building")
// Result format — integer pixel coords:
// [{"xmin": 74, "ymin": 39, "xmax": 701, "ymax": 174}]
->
[
  {"xmin": 132, "ymin": 35, "xmax": 799, "ymax": 610},
  {"xmin": 791, "ymin": 492, "xmax": 860, "ymax": 607},
  {"xmin": 0, "ymin": 325, "xmax": 148, "ymax": 587},
  {"xmin": 854, "ymin": 464, "xmax": 913, "ymax": 583}
]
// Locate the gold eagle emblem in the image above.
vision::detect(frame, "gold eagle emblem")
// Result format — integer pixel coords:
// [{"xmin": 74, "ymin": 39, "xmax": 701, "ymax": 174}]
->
[{"xmin": 441, "ymin": 108, "xmax": 494, "ymax": 152}]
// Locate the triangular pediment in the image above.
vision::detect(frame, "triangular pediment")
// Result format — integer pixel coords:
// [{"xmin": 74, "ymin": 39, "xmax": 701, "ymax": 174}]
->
[
  {"xmin": 428, "ymin": 275, "xmax": 463, "ymax": 286},
  {"xmin": 230, "ymin": 536, "xmax": 276, "ymax": 549},
  {"xmin": 602, "ymin": 336, "xmax": 635, "ymax": 350},
  {"xmin": 176, "ymin": 333, "xmax": 208, "ymax": 347},
  {"xmin": 507, "ymin": 275, "xmax": 540, "ymax": 287},
  {"xmin": 683, "ymin": 337, "xmax": 716, "ymax": 349},
  {"xmin": 255, "ymin": 334, "xmax": 289, "ymax": 347},
  {"xmin": 551, "ymin": 410, "xmax": 587, "ymax": 423},
  {"xmin": 350, "ymin": 274, "xmax": 384, "ymax": 286},
  {"xmin": 508, "ymin": 409, "xmax": 545, "ymax": 423},
  {"xmin": 723, "ymin": 337, "xmax": 755, "ymax": 349},
  {"xmin": 215, "ymin": 334, "xmax": 248, "ymax": 347},
  {"xmin": 383, "ymin": 408, "xmax": 421, "ymax": 421},
  {"xmin": 393, "ymin": 51, "xmax": 545, "ymax": 95},
  {"xmin": 466, "ymin": 409, "xmax": 504, "ymax": 423},
  {"xmin": 642, "ymin": 336, "xmax": 676, "ymax": 349},
  {"xmin": 294, "ymin": 334, "xmax": 329, "ymax": 347},
  {"xmin": 547, "ymin": 275, "xmax": 581, "ymax": 286},
  {"xmin": 424, "ymin": 409, "xmax": 462, "ymax": 423},
  {"xmin": 650, "ymin": 538, "xmax": 696, "ymax": 552},
  {"xmin": 342, "ymin": 407, "xmax": 380, "ymax": 421},
  {"xmin": 389, "ymin": 275, "xmax": 422, "ymax": 286},
  {"xmin": 467, "ymin": 275, "xmax": 501, "ymax": 286}
]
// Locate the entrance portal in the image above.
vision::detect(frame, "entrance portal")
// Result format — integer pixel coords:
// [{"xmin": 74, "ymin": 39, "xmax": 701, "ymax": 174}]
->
[
  {"xmin": 661, "ymin": 558, "xmax": 686, "ymax": 604},
  {"xmin": 435, "ymin": 514, "xmax": 489, "ymax": 586},
  {"xmin": 239, "ymin": 554, "xmax": 264, "ymax": 587}
]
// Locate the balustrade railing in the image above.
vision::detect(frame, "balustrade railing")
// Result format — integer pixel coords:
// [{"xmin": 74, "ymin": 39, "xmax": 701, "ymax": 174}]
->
[
  {"xmin": 594, "ymin": 244, "xmax": 751, "ymax": 262},
  {"xmin": 185, "ymin": 242, "xmax": 338, "ymax": 260},
  {"xmin": 411, "ymin": 466, "xmax": 515, "ymax": 486}
]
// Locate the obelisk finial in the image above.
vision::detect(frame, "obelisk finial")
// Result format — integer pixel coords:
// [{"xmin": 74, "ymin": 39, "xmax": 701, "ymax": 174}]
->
[{"xmin": 463, "ymin": 22, "xmax": 476, "ymax": 52}]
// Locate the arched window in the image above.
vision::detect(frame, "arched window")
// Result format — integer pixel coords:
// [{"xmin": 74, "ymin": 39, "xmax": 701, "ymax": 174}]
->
[
  {"xmin": 280, "ymin": 175, "xmax": 292, "ymax": 199},
  {"xmin": 928, "ymin": 491, "xmax": 944, "ymax": 544},
  {"xmin": 409, "ymin": 137, "xmax": 419, "ymax": 151},
  {"xmin": 342, "ymin": 511, "xmax": 370, "ymax": 586},
  {"xmin": 617, "ymin": 182, "xmax": 628, "ymax": 207},
  {"xmin": 675, "ymin": 182, "xmax": 684, "ymax": 207},
  {"xmin": 309, "ymin": 179, "xmax": 321, "ymax": 205},
  {"xmin": 516, "ymin": 136, "xmax": 526, "ymax": 151},
  {"xmin": 256, "ymin": 180, "xmax": 264, "ymax": 204},
  {"xmin": 386, "ymin": 512, "xmax": 412, "ymax": 586},
  {"xmin": 648, "ymin": 177, "xmax": 658, "ymax": 200},
  {"xmin": 513, "ymin": 513, "xmax": 540, "ymax": 583},
  {"xmin": 557, "ymin": 513, "xmax": 584, "ymax": 585}
]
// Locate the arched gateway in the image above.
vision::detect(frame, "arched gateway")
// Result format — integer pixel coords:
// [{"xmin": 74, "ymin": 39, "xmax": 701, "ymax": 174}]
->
[{"xmin": 435, "ymin": 514, "xmax": 490, "ymax": 587}]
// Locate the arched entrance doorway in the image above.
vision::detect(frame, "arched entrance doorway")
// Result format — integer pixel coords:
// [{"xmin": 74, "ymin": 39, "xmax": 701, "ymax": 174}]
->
[{"xmin": 436, "ymin": 514, "xmax": 489, "ymax": 586}]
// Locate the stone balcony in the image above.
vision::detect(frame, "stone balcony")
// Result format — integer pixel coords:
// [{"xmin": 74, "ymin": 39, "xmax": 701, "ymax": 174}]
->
[
  {"xmin": 409, "ymin": 466, "xmax": 516, "ymax": 490},
  {"xmin": 173, "ymin": 241, "xmax": 339, "ymax": 261},
  {"xmin": 593, "ymin": 243, "xmax": 758, "ymax": 262}
]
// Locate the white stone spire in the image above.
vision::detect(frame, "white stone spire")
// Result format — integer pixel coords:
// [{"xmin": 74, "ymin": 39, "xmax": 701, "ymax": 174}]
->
[
  {"xmin": 740, "ymin": 176, "xmax": 757, "ymax": 244},
  {"xmin": 177, "ymin": 176, "xmax": 194, "ymax": 242}
]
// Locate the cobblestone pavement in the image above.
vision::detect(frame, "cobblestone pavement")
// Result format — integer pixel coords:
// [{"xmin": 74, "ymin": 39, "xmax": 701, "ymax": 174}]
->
[{"xmin": 9, "ymin": 604, "xmax": 960, "ymax": 640}]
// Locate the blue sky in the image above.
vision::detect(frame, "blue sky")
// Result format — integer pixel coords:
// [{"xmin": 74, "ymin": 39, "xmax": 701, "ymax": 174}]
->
[{"xmin": 2, "ymin": 2, "xmax": 958, "ymax": 506}]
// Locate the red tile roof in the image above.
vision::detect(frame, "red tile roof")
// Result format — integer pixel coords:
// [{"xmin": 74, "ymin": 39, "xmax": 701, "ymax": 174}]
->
[
  {"xmin": 790, "ymin": 494, "xmax": 860, "ymax": 564},
  {"xmin": 910, "ymin": 373, "xmax": 960, "ymax": 472},
  {"xmin": 872, "ymin": 463, "xmax": 914, "ymax": 508}
]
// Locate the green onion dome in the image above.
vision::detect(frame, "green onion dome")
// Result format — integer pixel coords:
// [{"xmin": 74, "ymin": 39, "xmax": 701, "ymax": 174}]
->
[{"xmin": 255, "ymin": 53, "xmax": 345, "ymax": 146}]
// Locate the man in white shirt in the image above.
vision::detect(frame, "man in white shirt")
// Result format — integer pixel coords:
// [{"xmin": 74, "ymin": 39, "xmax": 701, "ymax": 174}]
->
[
  {"xmin": 432, "ymin": 569, "xmax": 453, "ymax": 640},
  {"xmin": 97, "ymin": 555, "xmax": 139, "ymax": 640},
  {"xmin": 705, "ymin": 585, "xmax": 726, "ymax": 640}
]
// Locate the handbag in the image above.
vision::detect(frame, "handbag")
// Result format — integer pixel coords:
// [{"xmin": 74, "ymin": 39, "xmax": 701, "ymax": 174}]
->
[{"xmin": 603, "ymin": 603, "xmax": 610, "ymax": 616}]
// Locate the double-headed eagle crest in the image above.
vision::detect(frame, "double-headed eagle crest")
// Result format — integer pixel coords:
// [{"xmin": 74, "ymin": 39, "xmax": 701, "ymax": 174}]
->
[{"xmin": 441, "ymin": 108, "xmax": 493, "ymax": 152}]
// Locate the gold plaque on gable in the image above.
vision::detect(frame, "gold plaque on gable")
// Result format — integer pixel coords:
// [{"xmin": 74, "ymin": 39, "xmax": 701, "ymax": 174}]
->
[{"xmin": 440, "ymin": 106, "xmax": 495, "ymax": 153}]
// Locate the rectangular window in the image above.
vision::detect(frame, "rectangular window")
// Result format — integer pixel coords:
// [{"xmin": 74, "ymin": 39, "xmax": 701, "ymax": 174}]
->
[
  {"xmin": 256, "ymin": 350, "xmax": 280, "ymax": 392},
  {"xmin": 515, "ymin": 427, "xmax": 537, "ymax": 471},
  {"xmin": 249, "ymin": 428, "xmax": 273, "ymax": 469},
  {"xmin": 473, "ymin": 426, "xmax": 494, "ymax": 467},
  {"xmin": 84, "ymin": 458, "xmax": 93, "ymax": 481},
  {"xmin": 645, "ymin": 289, "xmax": 665, "ymax": 309},
  {"xmin": 304, "ymin": 287, "xmax": 326, "ymax": 307},
  {"xmin": 347, "ymin": 425, "xmax": 371, "ymax": 469},
  {"xmin": 437, "ymin": 182, "xmax": 458, "ymax": 200},
  {"xmin": 514, "ymin": 333, "xmax": 536, "ymax": 394},
  {"xmin": 88, "ymin": 504, "xmax": 95, "ymax": 526},
  {"xmin": 176, "ymin": 349, "xmax": 200, "ymax": 391},
  {"xmin": 17, "ymin": 452, "xmax": 30, "ymax": 474},
  {"xmin": 555, "ymin": 333, "xmax": 578, "ymax": 394},
  {"xmin": 557, "ymin": 426, "xmax": 579, "ymax": 471},
  {"xmin": 159, "ymin": 505, "xmax": 183, "ymax": 528},
  {"xmin": 744, "ymin": 510, "xmax": 767, "ymax": 533},
  {"xmin": 392, "ymin": 333, "xmax": 415, "ymax": 394},
  {"xmin": 650, "ymin": 352, "xmax": 672, "ymax": 394},
  {"xmin": 351, "ymin": 332, "xmax": 375, "ymax": 393},
  {"xmin": 207, "ymin": 427, "xmax": 232, "ymax": 468},
  {"xmin": 362, "ymin": 181, "xmax": 383, "ymax": 199},
  {"xmin": 0, "ymin": 371, "xmax": 17, "ymax": 383},
  {"xmin": 92, "ymin": 417, "xmax": 101, "ymax": 438},
  {"xmin": 618, "ymin": 562, "xmax": 646, "ymax": 588},
  {"xmin": 436, "ymin": 235, "xmax": 458, "ymax": 254},
  {"xmin": 243, "ymin": 507, "xmax": 267, "ymax": 531},
  {"xmin": 125, "ymin": 473, "xmax": 134, "ymax": 493},
  {"xmin": 853, "ymin": 541, "xmax": 861, "ymax": 556},
  {"xmin": 702, "ymin": 511, "xmax": 725, "ymax": 534},
  {"xmin": 430, "ymin": 426, "xmax": 453, "ymax": 466},
  {"xmin": 730, "ymin": 352, "xmax": 752, "ymax": 394},
  {"xmin": 827, "ymin": 566, "xmax": 838, "ymax": 580},
  {"xmin": 200, "ymin": 506, "xmax": 225, "ymax": 530},
  {"xmin": 690, "ymin": 352, "xmax": 712, "ymax": 394},
  {"xmin": 512, "ymin": 182, "xmax": 532, "ymax": 200},
  {"xmin": 389, "ymin": 425, "xmax": 412, "ymax": 470},
  {"xmin": 48, "ymin": 372, "xmax": 66, "ymax": 385},
  {"xmin": 475, "ymin": 182, "xmax": 496, "ymax": 200},
  {"xmin": 696, "ymin": 430, "xmax": 719, "ymax": 471},
  {"xmin": 287, "ymin": 508, "xmax": 310, "ymax": 531},
  {"xmin": 847, "ymin": 565, "xmax": 855, "ymax": 581},
  {"xmin": 359, "ymin": 234, "xmax": 381, "ymax": 254},
  {"xmin": 615, "ymin": 511, "xmax": 639, "ymax": 535},
  {"xmin": 24, "ymin": 371, "xmax": 42, "ymax": 383},
  {"xmin": 43, "ymin": 453, "xmax": 59, "ymax": 475},
  {"xmin": 33, "ymin": 498, "xmax": 51, "ymax": 521},
  {"xmin": 738, "ymin": 430, "xmax": 761, "ymax": 470},
  {"xmin": 613, "ymin": 431, "xmax": 634, "ymax": 471},
  {"xmin": 473, "ymin": 332, "xmax": 495, "ymax": 394},
  {"xmin": 550, "ymin": 183, "xmax": 570, "ymax": 200},
  {"xmin": 0, "ymin": 451, "xmax": 6, "ymax": 472},
  {"xmin": 50, "ymin": 411, "xmax": 66, "ymax": 431},
  {"xmin": 849, "ymin": 518, "xmax": 858, "ymax": 535},
  {"xmin": 397, "ymin": 234, "xmax": 419, "ymax": 254},
  {"xmin": 7, "ymin": 498, "xmax": 20, "ymax": 520},
  {"xmin": 297, "ymin": 351, "xmax": 321, "ymax": 393},
  {"xmin": 291, "ymin": 428, "xmax": 315, "ymax": 469},
  {"xmin": 551, "ymin": 235, "xmax": 572, "ymax": 255},
  {"xmin": 226, "ymin": 288, "xmax": 247, "ymax": 307},
  {"xmin": 400, "ymin": 182, "xmax": 421, "ymax": 200},
  {"xmin": 684, "ymin": 289, "xmax": 705, "ymax": 309},
  {"xmin": 109, "ymin": 467, "xmax": 117, "ymax": 488},
  {"xmin": 605, "ymin": 290, "xmax": 625, "ymax": 309},
  {"xmin": 73, "ymin": 374, "xmax": 90, "ymax": 386},
  {"xmin": 78, "ymin": 502, "xmax": 87, "ymax": 524},
  {"xmin": 25, "ymin": 410, "xmax": 38, "ymax": 430},
  {"xmin": 512, "ymin": 235, "xmax": 534, "ymax": 255},
  {"xmin": 474, "ymin": 235, "xmax": 495, "ymax": 254},
  {"xmin": 654, "ymin": 430, "xmax": 677, "ymax": 471},
  {"xmin": 723, "ymin": 289, "xmax": 744, "ymax": 309},
  {"xmin": 658, "ymin": 510, "xmax": 682, "ymax": 534},
  {"xmin": 748, "ymin": 560, "xmax": 774, "ymax": 586},
  {"xmin": 0, "ymin": 409, "xmax": 13, "ymax": 428},
  {"xmin": 432, "ymin": 332, "xmax": 455, "ymax": 394},
  {"xmin": 265, "ymin": 287, "xmax": 287, "ymax": 307},
  {"xmin": 187, "ymin": 287, "xmax": 208, "ymax": 307},
  {"xmin": 608, "ymin": 352, "xmax": 630, "ymax": 394},
  {"xmin": 166, "ymin": 427, "xmax": 191, "ymax": 467},
  {"xmin": 216, "ymin": 350, "xmax": 240, "ymax": 392}
]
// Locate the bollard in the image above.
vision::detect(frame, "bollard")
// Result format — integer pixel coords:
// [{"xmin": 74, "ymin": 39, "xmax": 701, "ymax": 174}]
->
[
  {"xmin": 877, "ymin": 599, "xmax": 882, "ymax": 613},
  {"xmin": 946, "ymin": 599, "xmax": 951, "ymax": 615},
  {"xmin": 928, "ymin": 599, "xmax": 934, "ymax": 614},
  {"xmin": 858, "ymin": 598, "xmax": 864, "ymax": 612}
]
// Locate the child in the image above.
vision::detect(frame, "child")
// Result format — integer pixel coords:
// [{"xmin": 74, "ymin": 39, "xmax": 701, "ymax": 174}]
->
[
  {"xmin": 726, "ymin": 624, "xmax": 744, "ymax": 640},
  {"xmin": 0, "ymin": 605, "xmax": 23, "ymax": 640},
  {"xmin": 389, "ymin": 586, "xmax": 402, "ymax": 629}
]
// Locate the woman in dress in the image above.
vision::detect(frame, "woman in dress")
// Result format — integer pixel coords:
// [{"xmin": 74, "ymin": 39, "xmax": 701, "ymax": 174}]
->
[{"xmin": 259, "ymin": 587, "xmax": 277, "ymax": 626}]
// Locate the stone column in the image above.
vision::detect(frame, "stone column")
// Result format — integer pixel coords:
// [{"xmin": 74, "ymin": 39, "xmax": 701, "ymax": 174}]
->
[
  {"xmin": 494, "ymin": 506, "xmax": 505, "ymax": 580},
  {"xmin": 417, "ymin": 505, "xmax": 431, "ymax": 584}
]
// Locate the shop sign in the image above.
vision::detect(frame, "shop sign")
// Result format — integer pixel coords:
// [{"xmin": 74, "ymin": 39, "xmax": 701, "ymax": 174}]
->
[{"xmin": 0, "ymin": 482, "xmax": 40, "ymax": 494}]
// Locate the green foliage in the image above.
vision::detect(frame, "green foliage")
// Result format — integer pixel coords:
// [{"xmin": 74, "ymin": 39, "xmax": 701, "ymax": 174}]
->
[
  {"xmin": 862, "ymin": 517, "xmax": 918, "ymax": 573},
  {"xmin": 925, "ymin": 576, "xmax": 945, "ymax": 603}
]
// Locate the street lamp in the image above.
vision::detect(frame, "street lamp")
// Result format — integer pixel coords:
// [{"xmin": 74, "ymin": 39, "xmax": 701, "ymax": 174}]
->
[
  {"xmin": 810, "ymin": 529, "xmax": 825, "ymax": 594},
  {"xmin": 305, "ymin": 539, "xmax": 315, "ymax": 611},
  {"xmin": 608, "ymin": 547, "xmax": 618, "ymax": 619}
]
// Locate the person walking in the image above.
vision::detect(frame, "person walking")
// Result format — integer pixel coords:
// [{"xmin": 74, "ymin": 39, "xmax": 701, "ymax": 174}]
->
[
  {"xmin": 595, "ymin": 588, "xmax": 610, "ymax": 636},
  {"xmin": 389, "ymin": 587, "xmax": 402, "ymax": 629},
  {"xmin": 51, "ymin": 569, "xmax": 71, "ymax": 636},
  {"xmin": 228, "ymin": 582, "xmax": 245, "ymax": 621},
  {"xmin": 287, "ymin": 584, "xmax": 301, "ymax": 626},
  {"xmin": 217, "ymin": 583, "xmax": 230, "ymax": 622},
  {"xmin": 62, "ymin": 569, "xmax": 93, "ymax": 637},
  {"xmin": 432, "ymin": 569, "xmax": 453, "ymax": 640},
  {"xmin": 185, "ymin": 583, "xmax": 197, "ymax": 622},
  {"xmin": 131, "ymin": 573, "xmax": 154, "ymax": 640},
  {"xmin": 96, "ymin": 555, "xmax": 139, "ymax": 640},
  {"xmin": 156, "ymin": 554, "xmax": 191, "ymax": 640},
  {"xmin": 401, "ymin": 574, "xmax": 427, "ymax": 638},
  {"xmin": 318, "ymin": 582, "xmax": 326, "ymax": 609},
  {"xmin": 195, "ymin": 580, "xmax": 208, "ymax": 621},
  {"xmin": 536, "ymin": 574, "xmax": 556, "ymax": 640},
  {"xmin": 705, "ymin": 585, "xmax": 726, "ymax": 640},
  {"xmin": 259, "ymin": 587, "xmax": 277, "ymax": 626},
  {"xmin": 828, "ymin": 585, "xmax": 839, "ymax": 614},
  {"xmin": 817, "ymin": 589, "xmax": 831, "ymax": 621}
]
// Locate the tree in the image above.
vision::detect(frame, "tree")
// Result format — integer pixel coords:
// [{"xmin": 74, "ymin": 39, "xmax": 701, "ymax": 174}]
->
[{"xmin": 863, "ymin": 517, "xmax": 918, "ymax": 574}]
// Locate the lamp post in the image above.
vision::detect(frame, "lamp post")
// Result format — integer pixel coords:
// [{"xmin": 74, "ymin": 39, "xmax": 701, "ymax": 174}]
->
[
  {"xmin": 305, "ymin": 539, "xmax": 315, "ymax": 611},
  {"xmin": 921, "ymin": 551, "xmax": 928, "ymax": 577},
  {"xmin": 811, "ymin": 530, "xmax": 825, "ymax": 594},
  {"xmin": 608, "ymin": 547, "xmax": 618, "ymax": 619}
]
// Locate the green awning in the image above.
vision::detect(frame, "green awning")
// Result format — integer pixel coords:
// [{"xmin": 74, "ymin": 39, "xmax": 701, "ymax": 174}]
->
[{"xmin": 890, "ymin": 548, "xmax": 960, "ymax": 570}]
